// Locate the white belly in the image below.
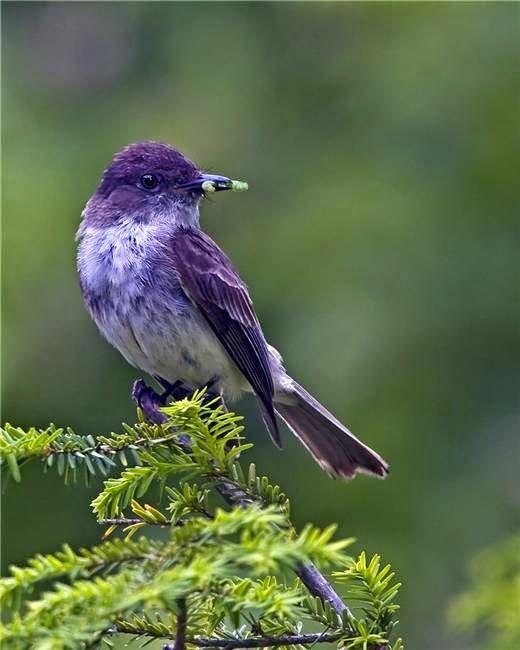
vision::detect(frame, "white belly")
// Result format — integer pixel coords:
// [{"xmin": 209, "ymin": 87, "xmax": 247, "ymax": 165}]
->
[{"xmin": 124, "ymin": 306, "xmax": 247, "ymax": 397}]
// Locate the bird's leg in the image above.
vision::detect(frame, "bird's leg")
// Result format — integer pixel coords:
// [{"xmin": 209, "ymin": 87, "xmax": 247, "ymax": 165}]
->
[
  {"xmin": 154, "ymin": 376, "xmax": 223, "ymax": 406},
  {"xmin": 155, "ymin": 377, "xmax": 193, "ymax": 402},
  {"xmin": 202, "ymin": 376, "xmax": 226, "ymax": 408},
  {"xmin": 133, "ymin": 377, "xmax": 201, "ymax": 424},
  {"xmin": 132, "ymin": 375, "xmax": 227, "ymax": 426},
  {"xmin": 131, "ymin": 379, "xmax": 168, "ymax": 424}
]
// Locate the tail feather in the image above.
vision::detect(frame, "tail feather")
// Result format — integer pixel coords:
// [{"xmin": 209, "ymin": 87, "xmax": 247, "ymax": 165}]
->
[
  {"xmin": 258, "ymin": 398, "xmax": 282, "ymax": 448},
  {"xmin": 274, "ymin": 380, "xmax": 389, "ymax": 480}
]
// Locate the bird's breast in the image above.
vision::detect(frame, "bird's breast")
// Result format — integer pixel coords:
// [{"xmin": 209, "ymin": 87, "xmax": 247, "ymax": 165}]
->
[{"xmin": 77, "ymin": 222, "xmax": 247, "ymax": 396}]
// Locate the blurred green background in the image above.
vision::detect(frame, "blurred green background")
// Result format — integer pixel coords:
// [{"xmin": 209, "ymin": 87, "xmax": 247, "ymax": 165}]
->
[{"xmin": 2, "ymin": 2, "xmax": 519, "ymax": 648}]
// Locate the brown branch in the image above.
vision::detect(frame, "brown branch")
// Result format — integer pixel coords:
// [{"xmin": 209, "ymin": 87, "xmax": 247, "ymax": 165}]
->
[
  {"xmin": 297, "ymin": 562, "xmax": 349, "ymax": 616},
  {"xmin": 98, "ymin": 518, "xmax": 174, "ymax": 527},
  {"xmin": 213, "ymin": 477, "xmax": 350, "ymax": 618},
  {"xmin": 163, "ymin": 631, "xmax": 342, "ymax": 649},
  {"xmin": 131, "ymin": 389, "xmax": 354, "ymax": 627},
  {"xmin": 172, "ymin": 598, "xmax": 187, "ymax": 650},
  {"xmin": 155, "ymin": 423, "xmax": 350, "ymax": 619},
  {"xmin": 45, "ymin": 433, "xmax": 179, "ymax": 459}
]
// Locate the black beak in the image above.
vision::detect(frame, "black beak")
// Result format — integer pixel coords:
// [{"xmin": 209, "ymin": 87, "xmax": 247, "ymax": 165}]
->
[
  {"xmin": 175, "ymin": 173, "xmax": 234, "ymax": 192},
  {"xmin": 174, "ymin": 173, "xmax": 248, "ymax": 193}
]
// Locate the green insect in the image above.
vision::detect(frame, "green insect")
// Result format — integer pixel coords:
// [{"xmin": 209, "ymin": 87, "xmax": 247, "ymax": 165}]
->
[
  {"xmin": 229, "ymin": 179, "xmax": 249, "ymax": 192},
  {"xmin": 201, "ymin": 179, "xmax": 249, "ymax": 193}
]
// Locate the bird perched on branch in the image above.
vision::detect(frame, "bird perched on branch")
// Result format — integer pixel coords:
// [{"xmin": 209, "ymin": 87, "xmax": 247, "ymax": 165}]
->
[{"xmin": 77, "ymin": 141, "xmax": 389, "ymax": 479}]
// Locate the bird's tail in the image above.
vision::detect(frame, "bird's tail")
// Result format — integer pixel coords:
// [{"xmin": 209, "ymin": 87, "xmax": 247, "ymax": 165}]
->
[{"xmin": 274, "ymin": 379, "xmax": 389, "ymax": 480}]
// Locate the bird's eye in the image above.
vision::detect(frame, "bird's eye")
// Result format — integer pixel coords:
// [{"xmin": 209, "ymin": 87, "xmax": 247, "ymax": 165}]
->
[{"xmin": 140, "ymin": 174, "xmax": 159, "ymax": 190}]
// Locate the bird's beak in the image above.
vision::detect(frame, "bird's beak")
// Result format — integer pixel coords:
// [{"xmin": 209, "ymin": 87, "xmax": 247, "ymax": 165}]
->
[{"xmin": 174, "ymin": 173, "xmax": 248, "ymax": 193}]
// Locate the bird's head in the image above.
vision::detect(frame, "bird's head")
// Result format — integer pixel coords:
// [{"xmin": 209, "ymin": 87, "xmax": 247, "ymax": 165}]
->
[{"xmin": 81, "ymin": 141, "xmax": 247, "ymax": 228}]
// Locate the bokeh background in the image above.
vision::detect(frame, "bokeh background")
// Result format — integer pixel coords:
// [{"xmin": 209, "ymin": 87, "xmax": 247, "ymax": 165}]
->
[{"xmin": 2, "ymin": 2, "xmax": 519, "ymax": 648}]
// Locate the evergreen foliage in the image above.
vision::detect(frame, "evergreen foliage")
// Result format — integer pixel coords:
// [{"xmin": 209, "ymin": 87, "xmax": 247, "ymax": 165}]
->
[{"xmin": 1, "ymin": 390, "xmax": 403, "ymax": 649}]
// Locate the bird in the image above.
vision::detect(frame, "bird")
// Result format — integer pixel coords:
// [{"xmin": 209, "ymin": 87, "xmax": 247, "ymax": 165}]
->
[{"xmin": 77, "ymin": 141, "xmax": 389, "ymax": 480}]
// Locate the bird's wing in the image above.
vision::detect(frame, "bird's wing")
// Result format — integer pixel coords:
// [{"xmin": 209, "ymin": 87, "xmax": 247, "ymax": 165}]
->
[{"xmin": 171, "ymin": 227, "xmax": 280, "ymax": 445}]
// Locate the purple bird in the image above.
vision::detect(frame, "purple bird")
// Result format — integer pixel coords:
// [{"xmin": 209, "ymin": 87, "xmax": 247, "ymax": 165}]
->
[{"xmin": 77, "ymin": 141, "xmax": 389, "ymax": 479}]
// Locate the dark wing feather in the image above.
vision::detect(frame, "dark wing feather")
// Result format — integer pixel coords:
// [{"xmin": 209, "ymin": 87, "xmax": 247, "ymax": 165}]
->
[{"xmin": 171, "ymin": 228, "xmax": 280, "ymax": 446}]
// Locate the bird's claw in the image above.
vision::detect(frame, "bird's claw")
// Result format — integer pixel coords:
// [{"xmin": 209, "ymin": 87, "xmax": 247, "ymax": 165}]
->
[
  {"xmin": 131, "ymin": 379, "xmax": 168, "ymax": 424},
  {"xmin": 131, "ymin": 377, "xmax": 226, "ymax": 426},
  {"xmin": 159, "ymin": 379, "xmax": 194, "ymax": 402}
]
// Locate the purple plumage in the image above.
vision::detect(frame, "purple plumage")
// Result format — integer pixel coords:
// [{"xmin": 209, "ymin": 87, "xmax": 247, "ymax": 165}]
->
[{"xmin": 77, "ymin": 141, "xmax": 389, "ymax": 479}]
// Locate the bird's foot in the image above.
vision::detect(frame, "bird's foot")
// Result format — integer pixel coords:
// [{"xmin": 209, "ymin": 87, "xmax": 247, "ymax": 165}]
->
[
  {"xmin": 199, "ymin": 377, "xmax": 226, "ymax": 409},
  {"xmin": 156, "ymin": 378, "xmax": 194, "ymax": 402},
  {"xmin": 132, "ymin": 376, "xmax": 227, "ymax": 426},
  {"xmin": 131, "ymin": 379, "xmax": 168, "ymax": 425},
  {"xmin": 156, "ymin": 376, "xmax": 223, "ymax": 407},
  {"xmin": 131, "ymin": 377, "xmax": 237, "ymax": 454}
]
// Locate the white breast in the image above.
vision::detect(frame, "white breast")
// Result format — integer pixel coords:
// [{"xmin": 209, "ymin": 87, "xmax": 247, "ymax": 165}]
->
[{"xmin": 77, "ymin": 219, "xmax": 247, "ymax": 398}]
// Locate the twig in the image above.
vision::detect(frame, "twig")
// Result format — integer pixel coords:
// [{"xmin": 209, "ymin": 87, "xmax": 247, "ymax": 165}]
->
[
  {"xmin": 160, "ymin": 429, "xmax": 350, "ymax": 617},
  {"xmin": 133, "ymin": 388, "xmax": 354, "ymax": 623},
  {"xmin": 149, "ymin": 417, "xmax": 349, "ymax": 619},
  {"xmin": 136, "ymin": 403, "xmax": 353, "ymax": 622},
  {"xmin": 213, "ymin": 477, "xmax": 350, "ymax": 618},
  {"xmin": 44, "ymin": 433, "xmax": 180, "ymax": 459},
  {"xmin": 99, "ymin": 518, "xmax": 174, "ymax": 527},
  {"xmin": 170, "ymin": 597, "xmax": 187, "ymax": 650},
  {"xmin": 163, "ymin": 631, "xmax": 342, "ymax": 649},
  {"xmin": 111, "ymin": 621, "xmax": 347, "ymax": 649},
  {"xmin": 297, "ymin": 562, "xmax": 349, "ymax": 616}
]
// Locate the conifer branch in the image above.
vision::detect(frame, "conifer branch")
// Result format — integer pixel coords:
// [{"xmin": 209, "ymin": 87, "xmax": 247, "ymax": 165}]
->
[
  {"xmin": 99, "ymin": 518, "xmax": 161, "ymax": 527},
  {"xmin": 112, "ymin": 619, "xmax": 343, "ymax": 647},
  {"xmin": 0, "ymin": 538, "xmax": 159, "ymax": 608},
  {"xmin": 162, "ymin": 402, "xmax": 352, "ymax": 618},
  {"xmin": 212, "ymin": 476, "xmax": 350, "ymax": 617},
  {"xmin": 0, "ymin": 391, "xmax": 402, "ymax": 649},
  {"xmin": 172, "ymin": 598, "xmax": 187, "ymax": 650},
  {"xmin": 168, "ymin": 631, "xmax": 343, "ymax": 648}
]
